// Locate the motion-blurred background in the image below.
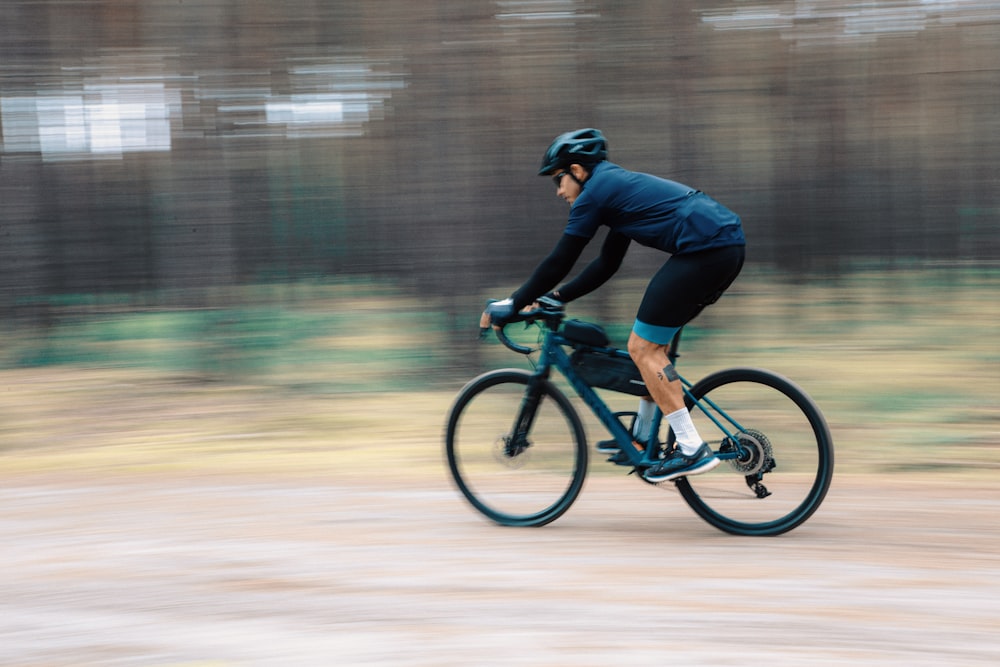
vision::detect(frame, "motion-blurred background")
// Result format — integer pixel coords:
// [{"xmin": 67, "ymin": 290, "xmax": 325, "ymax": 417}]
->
[{"xmin": 1, "ymin": 1, "xmax": 997, "ymax": 474}]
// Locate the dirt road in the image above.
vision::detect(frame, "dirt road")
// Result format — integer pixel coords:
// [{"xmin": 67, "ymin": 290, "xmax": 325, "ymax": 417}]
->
[{"xmin": 2, "ymin": 471, "xmax": 998, "ymax": 666}]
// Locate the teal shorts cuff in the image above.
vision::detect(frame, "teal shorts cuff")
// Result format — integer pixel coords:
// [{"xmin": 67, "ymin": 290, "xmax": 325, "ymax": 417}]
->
[{"xmin": 632, "ymin": 320, "xmax": 680, "ymax": 346}]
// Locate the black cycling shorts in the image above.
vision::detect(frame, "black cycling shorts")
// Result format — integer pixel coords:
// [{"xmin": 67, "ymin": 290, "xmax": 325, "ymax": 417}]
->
[{"xmin": 633, "ymin": 245, "xmax": 745, "ymax": 344}]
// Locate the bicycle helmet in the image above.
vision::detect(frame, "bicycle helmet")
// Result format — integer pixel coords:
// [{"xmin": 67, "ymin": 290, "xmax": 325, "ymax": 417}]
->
[{"xmin": 537, "ymin": 128, "xmax": 608, "ymax": 175}]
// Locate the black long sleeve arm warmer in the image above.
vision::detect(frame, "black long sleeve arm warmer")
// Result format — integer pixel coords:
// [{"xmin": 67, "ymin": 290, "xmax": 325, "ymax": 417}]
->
[
  {"xmin": 510, "ymin": 231, "xmax": 631, "ymax": 309},
  {"xmin": 510, "ymin": 233, "xmax": 589, "ymax": 310},
  {"xmin": 556, "ymin": 231, "xmax": 631, "ymax": 302}
]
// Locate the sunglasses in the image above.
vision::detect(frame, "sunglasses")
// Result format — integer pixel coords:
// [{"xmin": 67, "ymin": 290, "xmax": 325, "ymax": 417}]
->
[{"xmin": 552, "ymin": 172, "xmax": 569, "ymax": 188}]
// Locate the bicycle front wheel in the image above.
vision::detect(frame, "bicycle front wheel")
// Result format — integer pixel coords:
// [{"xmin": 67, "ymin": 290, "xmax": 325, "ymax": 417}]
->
[
  {"xmin": 445, "ymin": 369, "xmax": 588, "ymax": 527},
  {"xmin": 676, "ymin": 367, "xmax": 834, "ymax": 536}
]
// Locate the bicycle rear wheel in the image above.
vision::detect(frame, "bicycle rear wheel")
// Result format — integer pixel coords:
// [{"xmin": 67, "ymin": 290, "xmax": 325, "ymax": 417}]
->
[
  {"xmin": 445, "ymin": 369, "xmax": 588, "ymax": 527},
  {"xmin": 675, "ymin": 367, "xmax": 834, "ymax": 536}
]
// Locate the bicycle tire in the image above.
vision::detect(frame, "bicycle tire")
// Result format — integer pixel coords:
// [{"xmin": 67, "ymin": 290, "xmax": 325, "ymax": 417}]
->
[
  {"xmin": 674, "ymin": 367, "xmax": 834, "ymax": 536},
  {"xmin": 445, "ymin": 369, "xmax": 588, "ymax": 527}
]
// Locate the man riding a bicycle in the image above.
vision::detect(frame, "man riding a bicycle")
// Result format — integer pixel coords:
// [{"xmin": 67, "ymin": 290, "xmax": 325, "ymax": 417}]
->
[{"xmin": 486, "ymin": 128, "xmax": 746, "ymax": 483}]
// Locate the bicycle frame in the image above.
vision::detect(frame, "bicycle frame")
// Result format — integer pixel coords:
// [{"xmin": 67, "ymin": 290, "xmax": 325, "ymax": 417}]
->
[
  {"xmin": 527, "ymin": 327, "xmax": 746, "ymax": 467},
  {"xmin": 458, "ymin": 303, "xmax": 834, "ymax": 533}
]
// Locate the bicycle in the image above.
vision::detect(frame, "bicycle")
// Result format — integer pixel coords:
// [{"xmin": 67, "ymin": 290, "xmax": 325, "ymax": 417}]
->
[{"xmin": 444, "ymin": 298, "xmax": 834, "ymax": 536}]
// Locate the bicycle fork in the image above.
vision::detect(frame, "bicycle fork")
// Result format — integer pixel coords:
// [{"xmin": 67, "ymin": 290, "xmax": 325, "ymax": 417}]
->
[{"xmin": 504, "ymin": 376, "xmax": 546, "ymax": 457}]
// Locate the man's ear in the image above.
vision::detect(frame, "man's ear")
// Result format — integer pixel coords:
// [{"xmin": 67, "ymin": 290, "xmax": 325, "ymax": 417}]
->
[{"xmin": 569, "ymin": 163, "xmax": 590, "ymax": 182}]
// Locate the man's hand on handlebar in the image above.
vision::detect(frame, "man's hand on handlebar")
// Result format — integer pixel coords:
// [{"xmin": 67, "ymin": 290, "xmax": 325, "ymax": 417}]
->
[
  {"xmin": 479, "ymin": 295, "xmax": 564, "ymax": 331},
  {"xmin": 479, "ymin": 296, "xmax": 565, "ymax": 352},
  {"xmin": 480, "ymin": 298, "xmax": 516, "ymax": 330},
  {"xmin": 534, "ymin": 294, "xmax": 564, "ymax": 310}
]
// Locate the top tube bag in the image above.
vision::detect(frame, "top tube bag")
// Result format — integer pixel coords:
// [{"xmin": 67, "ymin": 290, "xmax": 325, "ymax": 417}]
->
[{"xmin": 560, "ymin": 319, "xmax": 610, "ymax": 347}]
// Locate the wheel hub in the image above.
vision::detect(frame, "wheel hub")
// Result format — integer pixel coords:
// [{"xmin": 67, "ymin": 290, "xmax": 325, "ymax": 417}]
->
[{"xmin": 494, "ymin": 434, "xmax": 531, "ymax": 468}]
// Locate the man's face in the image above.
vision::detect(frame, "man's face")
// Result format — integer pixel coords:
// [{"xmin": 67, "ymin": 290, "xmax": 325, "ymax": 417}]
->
[{"xmin": 552, "ymin": 165, "xmax": 584, "ymax": 205}]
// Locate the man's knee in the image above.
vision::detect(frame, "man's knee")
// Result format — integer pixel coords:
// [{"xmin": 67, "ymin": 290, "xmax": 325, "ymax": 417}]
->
[
  {"xmin": 629, "ymin": 333, "xmax": 680, "ymax": 389},
  {"xmin": 627, "ymin": 331, "xmax": 665, "ymax": 362},
  {"xmin": 626, "ymin": 331, "xmax": 645, "ymax": 359}
]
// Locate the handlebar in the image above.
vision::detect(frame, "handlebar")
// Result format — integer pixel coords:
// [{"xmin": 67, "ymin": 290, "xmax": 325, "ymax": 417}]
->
[
  {"xmin": 479, "ymin": 297, "xmax": 565, "ymax": 354},
  {"xmin": 478, "ymin": 297, "xmax": 685, "ymax": 359}
]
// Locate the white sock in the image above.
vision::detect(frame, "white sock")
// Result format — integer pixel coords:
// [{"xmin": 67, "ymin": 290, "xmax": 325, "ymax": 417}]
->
[
  {"xmin": 666, "ymin": 408, "xmax": 703, "ymax": 456},
  {"xmin": 632, "ymin": 398, "xmax": 656, "ymax": 442}
]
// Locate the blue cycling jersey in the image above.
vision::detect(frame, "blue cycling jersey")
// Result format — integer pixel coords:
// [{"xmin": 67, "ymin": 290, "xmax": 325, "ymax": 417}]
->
[{"xmin": 565, "ymin": 162, "xmax": 745, "ymax": 254}]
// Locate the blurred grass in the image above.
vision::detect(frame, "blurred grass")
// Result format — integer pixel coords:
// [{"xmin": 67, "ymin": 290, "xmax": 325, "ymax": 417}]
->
[
  {"xmin": 4, "ymin": 281, "xmax": 443, "ymax": 393},
  {"xmin": 1, "ymin": 267, "xmax": 998, "ymax": 480}
]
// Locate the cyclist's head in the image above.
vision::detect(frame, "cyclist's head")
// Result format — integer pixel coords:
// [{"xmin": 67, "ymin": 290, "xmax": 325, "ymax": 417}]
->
[{"xmin": 538, "ymin": 128, "xmax": 608, "ymax": 176}]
